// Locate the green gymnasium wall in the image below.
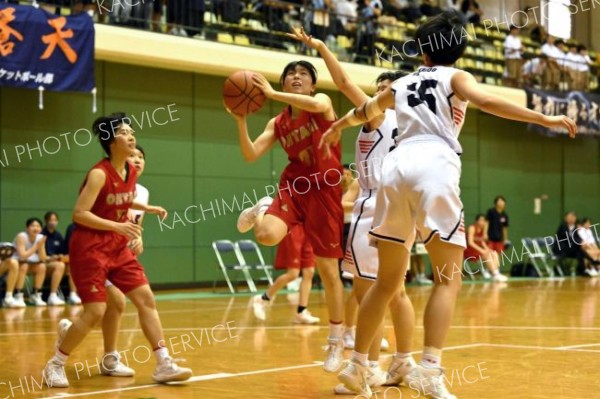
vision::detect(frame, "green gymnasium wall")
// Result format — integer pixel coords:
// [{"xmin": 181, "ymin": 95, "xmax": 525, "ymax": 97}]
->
[{"xmin": 0, "ymin": 61, "xmax": 598, "ymax": 285}]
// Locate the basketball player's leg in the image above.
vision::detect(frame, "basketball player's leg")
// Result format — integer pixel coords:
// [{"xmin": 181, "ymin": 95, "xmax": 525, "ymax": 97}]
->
[
  {"xmin": 101, "ymin": 283, "xmax": 135, "ymax": 377},
  {"xmin": 254, "ymin": 213, "xmax": 289, "ymax": 246},
  {"xmin": 421, "ymin": 235, "xmax": 463, "ymax": 362},
  {"xmin": 343, "ymin": 289, "xmax": 358, "ymax": 348},
  {"xmin": 0, "ymin": 258, "xmax": 19, "ymax": 307},
  {"xmin": 267, "ymin": 268, "xmax": 301, "ymax": 298},
  {"xmin": 112, "ymin": 257, "xmax": 191, "ymax": 383},
  {"xmin": 352, "ymin": 278, "xmax": 383, "ymax": 361},
  {"xmin": 298, "ymin": 266, "xmax": 314, "ymax": 309}
]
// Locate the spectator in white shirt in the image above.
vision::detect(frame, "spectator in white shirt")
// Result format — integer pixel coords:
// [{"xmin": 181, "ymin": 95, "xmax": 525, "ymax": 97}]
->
[
  {"xmin": 577, "ymin": 45, "xmax": 592, "ymax": 91},
  {"xmin": 565, "ymin": 43, "xmax": 581, "ymax": 90},
  {"xmin": 334, "ymin": 0, "xmax": 357, "ymax": 33},
  {"xmin": 541, "ymin": 36, "xmax": 563, "ymax": 90},
  {"xmin": 576, "ymin": 218, "xmax": 600, "ymax": 275},
  {"xmin": 522, "ymin": 54, "xmax": 547, "ymax": 87},
  {"xmin": 504, "ymin": 25, "xmax": 523, "ymax": 87}
]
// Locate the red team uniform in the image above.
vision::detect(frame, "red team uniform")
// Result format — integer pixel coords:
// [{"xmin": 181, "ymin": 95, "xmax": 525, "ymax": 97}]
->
[
  {"xmin": 463, "ymin": 223, "xmax": 486, "ymax": 260},
  {"xmin": 274, "ymin": 225, "xmax": 315, "ymax": 269},
  {"xmin": 69, "ymin": 159, "xmax": 148, "ymax": 303},
  {"xmin": 266, "ymin": 107, "xmax": 344, "ymax": 259}
]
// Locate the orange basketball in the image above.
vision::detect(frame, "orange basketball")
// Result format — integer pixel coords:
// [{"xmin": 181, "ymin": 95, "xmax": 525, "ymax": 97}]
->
[{"xmin": 223, "ymin": 70, "xmax": 266, "ymax": 116}]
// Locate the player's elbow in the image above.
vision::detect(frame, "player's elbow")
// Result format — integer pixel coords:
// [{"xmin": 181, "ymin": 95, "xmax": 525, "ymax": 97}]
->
[
  {"xmin": 242, "ymin": 153, "xmax": 259, "ymax": 163},
  {"xmin": 310, "ymin": 100, "xmax": 329, "ymax": 114}
]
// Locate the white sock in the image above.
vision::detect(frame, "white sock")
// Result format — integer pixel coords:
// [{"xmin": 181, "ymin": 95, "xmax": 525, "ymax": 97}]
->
[
  {"xmin": 52, "ymin": 349, "xmax": 69, "ymax": 365},
  {"xmin": 422, "ymin": 346, "xmax": 442, "ymax": 368},
  {"xmin": 395, "ymin": 352, "xmax": 412, "ymax": 360},
  {"xmin": 49, "ymin": 292, "xmax": 57, "ymax": 299},
  {"xmin": 329, "ymin": 323, "xmax": 344, "ymax": 340},
  {"xmin": 154, "ymin": 347, "xmax": 169, "ymax": 363},
  {"xmin": 4, "ymin": 292, "xmax": 13, "ymax": 300},
  {"xmin": 344, "ymin": 326, "xmax": 356, "ymax": 335},
  {"xmin": 351, "ymin": 351, "xmax": 368, "ymax": 367},
  {"xmin": 368, "ymin": 360, "xmax": 379, "ymax": 368}
]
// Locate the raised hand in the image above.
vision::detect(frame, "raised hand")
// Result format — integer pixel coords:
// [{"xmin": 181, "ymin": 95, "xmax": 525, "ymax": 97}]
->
[{"xmin": 286, "ymin": 26, "xmax": 322, "ymax": 50}]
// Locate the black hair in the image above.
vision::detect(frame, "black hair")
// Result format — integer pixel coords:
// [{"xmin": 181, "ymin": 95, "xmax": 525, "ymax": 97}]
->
[
  {"xmin": 414, "ymin": 10, "xmax": 467, "ymax": 66},
  {"xmin": 475, "ymin": 213, "xmax": 486, "ymax": 221},
  {"xmin": 577, "ymin": 44, "xmax": 587, "ymax": 52},
  {"xmin": 44, "ymin": 211, "xmax": 58, "ymax": 223},
  {"xmin": 342, "ymin": 163, "xmax": 351, "ymax": 169},
  {"xmin": 539, "ymin": 53, "xmax": 548, "ymax": 60},
  {"xmin": 376, "ymin": 71, "xmax": 405, "ymax": 84},
  {"xmin": 279, "ymin": 61, "xmax": 318, "ymax": 87},
  {"xmin": 135, "ymin": 144, "xmax": 145, "ymax": 159},
  {"xmin": 494, "ymin": 195, "xmax": 506, "ymax": 205},
  {"xmin": 509, "ymin": 25, "xmax": 519, "ymax": 31},
  {"xmin": 568, "ymin": 42, "xmax": 577, "ymax": 49},
  {"xmin": 26, "ymin": 217, "xmax": 43, "ymax": 228},
  {"xmin": 580, "ymin": 217, "xmax": 591, "ymax": 224},
  {"xmin": 92, "ymin": 112, "xmax": 130, "ymax": 156},
  {"xmin": 555, "ymin": 39, "xmax": 565, "ymax": 46}
]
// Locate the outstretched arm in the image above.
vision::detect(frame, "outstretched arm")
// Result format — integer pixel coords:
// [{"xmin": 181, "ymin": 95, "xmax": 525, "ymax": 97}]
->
[
  {"xmin": 451, "ymin": 71, "xmax": 577, "ymax": 137},
  {"xmin": 252, "ymin": 74, "xmax": 334, "ymax": 115},
  {"xmin": 320, "ymin": 86, "xmax": 395, "ymax": 149}
]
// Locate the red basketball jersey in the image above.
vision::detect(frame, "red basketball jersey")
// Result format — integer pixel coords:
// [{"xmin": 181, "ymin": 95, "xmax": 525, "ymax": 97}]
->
[
  {"xmin": 274, "ymin": 107, "xmax": 342, "ymax": 184},
  {"xmin": 76, "ymin": 158, "xmax": 138, "ymax": 229}
]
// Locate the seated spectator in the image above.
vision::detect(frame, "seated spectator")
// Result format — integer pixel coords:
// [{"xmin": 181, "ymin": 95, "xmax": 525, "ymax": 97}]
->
[
  {"xmin": 309, "ymin": 0, "xmax": 333, "ymax": 41},
  {"xmin": 576, "ymin": 218, "xmax": 600, "ymax": 276},
  {"xmin": 552, "ymin": 211, "xmax": 583, "ymax": 273},
  {"xmin": 443, "ymin": 0, "xmax": 460, "ymax": 11},
  {"xmin": 12, "ymin": 217, "xmax": 65, "ymax": 306},
  {"xmin": 0, "ymin": 243, "xmax": 21, "ymax": 308},
  {"xmin": 522, "ymin": 54, "xmax": 547, "ymax": 87},
  {"xmin": 541, "ymin": 36, "xmax": 563, "ymax": 90},
  {"xmin": 464, "ymin": 214, "xmax": 507, "ymax": 282},
  {"xmin": 420, "ymin": 0, "xmax": 441, "ymax": 17},
  {"xmin": 460, "ymin": 0, "xmax": 482, "ymax": 24},
  {"xmin": 577, "ymin": 45, "xmax": 592, "ymax": 91},
  {"xmin": 504, "ymin": 25, "xmax": 523, "ymax": 87},
  {"xmin": 565, "ymin": 43, "xmax": 581, "ymax": 91},
  {"xmin": 42, "ymin": 211, "xmax": 82, "ymax": 305}
]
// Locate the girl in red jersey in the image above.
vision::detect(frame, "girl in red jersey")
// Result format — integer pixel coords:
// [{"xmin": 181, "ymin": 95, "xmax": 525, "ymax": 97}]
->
[
  {"xmin": 464, "ymin": 214, "xmax": 506, "ymax": 282},
  {"xmin": 227, "ymin": 61, "xmax": 346, "ymax": 372},
  {"xmin": 43, "ymin": 113, "xmax": 192, "ymax": 387}
]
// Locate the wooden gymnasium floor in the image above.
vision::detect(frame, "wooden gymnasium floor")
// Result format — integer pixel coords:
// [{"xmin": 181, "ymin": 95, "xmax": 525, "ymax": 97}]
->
[{"xmin": 1, "ymin": 278, "xmax": 599, "ymax": 399}]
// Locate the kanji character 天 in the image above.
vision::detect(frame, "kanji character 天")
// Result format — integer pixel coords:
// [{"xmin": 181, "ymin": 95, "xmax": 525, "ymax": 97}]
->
[{"xmin": 40, "ymin": 17, "xmax": 77, "ymax": 64}]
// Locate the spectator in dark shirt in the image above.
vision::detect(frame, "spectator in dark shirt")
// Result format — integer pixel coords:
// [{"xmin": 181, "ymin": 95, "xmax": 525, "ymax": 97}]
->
[
  {"xmin": 486, "ymin": 195, "xmax": 509, "ymax": 254},
  {"xmin": 42, "ymin": 212, "xmax": 82, "ymax": 305},
  {"xmin": 460, "ymin": 0, "xmax": 482, "ymax": 24},
  {"xmin": 552, "ymin": 211, "xmax": 579, "ymax": 258}
]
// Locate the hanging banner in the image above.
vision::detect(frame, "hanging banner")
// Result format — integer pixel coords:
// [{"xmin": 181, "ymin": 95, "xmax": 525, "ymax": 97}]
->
[
  {"xmin": 0, "ymin": 3, "xmax": 94, "ymax": 92},
  {"xmin": 525, "ymin": 87, "xmax": 600, "ymax": 138}
]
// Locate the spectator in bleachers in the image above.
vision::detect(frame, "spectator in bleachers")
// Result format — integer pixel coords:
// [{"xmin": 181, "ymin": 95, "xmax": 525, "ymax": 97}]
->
[
  {"xmin": 576, "ymin": 218, "xmax": 600, "ymax": 276},
  {"xmin": 355, "ymin": 0, "xmax": 382, "ymax": 63},
  {"xmin": 552, "ymin": 211, "xmax": 582, "ymax": 273},
  {"xmin": 485, "ymin": 195, "xmax": 509, "ymax": 254},
  {"xmin": 1, "ymin": 246, "xmax": 20, "ymax": 308},
  {"xmin": 503, "ymin": 25, "xmax": 523, "ymax": 87},
  {"xmin": 419, "ymin": 0, "xmax": 441, "ymax": 17},
  {"xmin": 383, "ymin": 0, "xmax": 421, "ymax": 23},
  {"xmin": 541, "ymin": 36, "xmax": 563, "ymax": 90},
  {"xmin": 42, "ymin": 212, "xmax": 82, "ymax": 305},
  {"xmin": 522, "ymin": 54, "xmax": 547, "ymax": 87},
  {"xmin": 12, "ymin": 218, "xmax": 65, "ymax": 306},
  {"xmin": 167, "ymin": 0, "xmax": 189, "ymax": 36},
  {"xmin": 333, "ymin": 0, "xmax": 358, "ymax": 34},
  {"xmin": 460, "ymin": 0, "xmax": 482, "ymax": 24},
  {"xmin": 443, "ymin": 0, "xmax": 460, "ymax": 12},
  {"xmin": 464, "ymin": 214, "xmax": 507, "ymax": 282},
  {"xmin": 565, "ymin": 43, "xmax": 582, "ymax": 91},
  {"xmin": 577, "ymin": 45, "xmax": 592, "ymax": 91},
  {"xmin": 308, "ymin": 0, "xmax": 333, "ymax": 41}
]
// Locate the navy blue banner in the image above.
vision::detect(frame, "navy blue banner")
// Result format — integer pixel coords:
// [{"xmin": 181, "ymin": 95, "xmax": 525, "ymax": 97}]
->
[
  {"xmin": 0, "ymin": 4, "xmax": 94, "ymax": 92},
  {"xmin": 525, "ymin": 88, "xmax": 600, "ymax": 138}
]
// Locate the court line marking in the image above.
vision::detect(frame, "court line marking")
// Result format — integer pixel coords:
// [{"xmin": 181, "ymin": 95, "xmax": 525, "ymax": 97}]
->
[
  {"xmin": 39, "ymin": 344, "xmax": 482, "ymax": 399},
  {"xmin": 554, "ymin": 343, "xmax": 600, "ymax": 350},
  {"xmin": 481, "ymin": 343, "xmax": 600, "ymax": 353}
]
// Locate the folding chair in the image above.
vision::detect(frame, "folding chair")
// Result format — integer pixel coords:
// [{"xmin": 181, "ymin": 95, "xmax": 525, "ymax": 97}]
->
[
  {"xmin": 235, "ymin": 240, "xmax": 274, "ymax": 286},
  {"xmin": 212, "ymin": 240, "xmax": 257, "ymax": 294},
  {"xmin": 533, "ymin": 238, "xmax": 564, "ymax": 277},
  {"xmin": 521, "ymin": 238, "xmax": 547, "ymax": 277}
]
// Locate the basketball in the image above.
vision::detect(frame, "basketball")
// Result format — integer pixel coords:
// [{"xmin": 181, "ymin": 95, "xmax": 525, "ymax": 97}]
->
[{"xmin": 223, "ymin": 70, "xmax": 266, "ymax": 116}]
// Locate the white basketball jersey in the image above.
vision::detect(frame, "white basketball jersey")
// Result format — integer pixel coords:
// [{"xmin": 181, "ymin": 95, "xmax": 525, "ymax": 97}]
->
[
  {"xmin": 354, "ymin": 109, "xmax": 398, "ymax": 191},
  {"xmin": 391, "ymin": 66, "xmax": 468, "ymax": 154}
]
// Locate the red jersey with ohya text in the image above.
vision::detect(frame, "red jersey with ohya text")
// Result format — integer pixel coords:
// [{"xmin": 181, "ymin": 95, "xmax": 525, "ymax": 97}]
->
[
  {"xmin": 76, "ymin": 158, "xmax": 138, "ymax": 230},
  {"xmin": 274, "ymin": 107, "xmax": 342, "ymax": 184}
]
